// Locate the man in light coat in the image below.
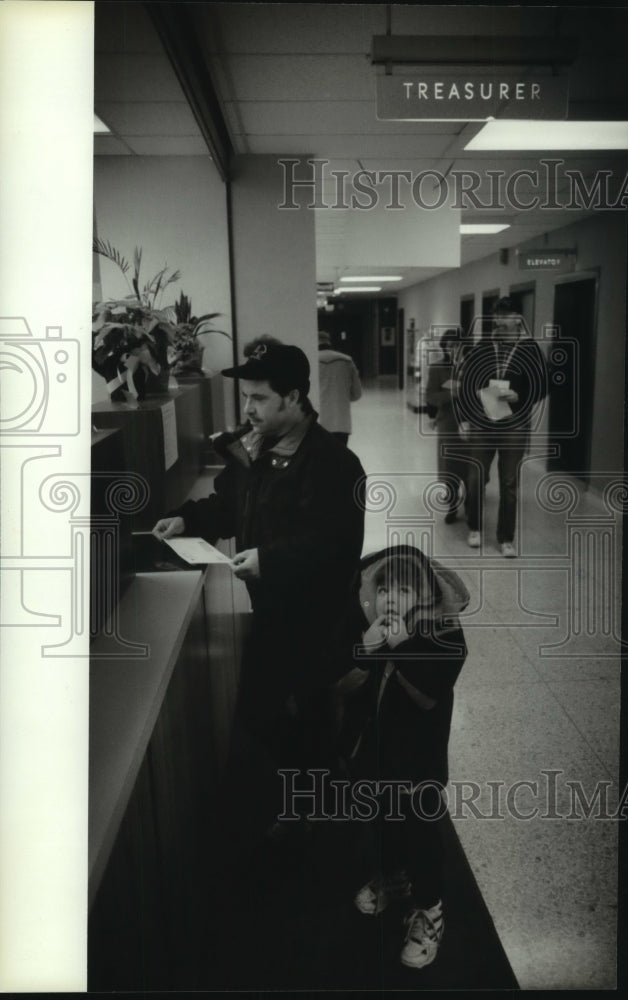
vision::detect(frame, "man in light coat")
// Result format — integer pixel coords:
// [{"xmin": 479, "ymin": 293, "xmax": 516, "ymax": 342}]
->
[{"xmin": 317, "ymin": 330, "xmax": 363, "ymax": 445}]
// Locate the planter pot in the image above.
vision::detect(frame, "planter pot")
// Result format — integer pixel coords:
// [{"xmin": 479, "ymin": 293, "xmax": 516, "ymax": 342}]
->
[{"xmin": 141, "ymin": 366, "xmax": 171, "ymax": 398}]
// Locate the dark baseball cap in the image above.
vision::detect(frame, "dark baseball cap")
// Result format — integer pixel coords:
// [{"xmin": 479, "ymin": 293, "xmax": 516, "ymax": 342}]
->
[{"xmin": 222, "ymin": 341, "xmax": 310, "ymax": 394}]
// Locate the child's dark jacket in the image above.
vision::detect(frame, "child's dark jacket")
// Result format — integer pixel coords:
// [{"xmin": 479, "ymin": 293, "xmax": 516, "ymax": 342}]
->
[{"xmin": 339, "ymin": 546, "xmax": 469, "ymax": 788}]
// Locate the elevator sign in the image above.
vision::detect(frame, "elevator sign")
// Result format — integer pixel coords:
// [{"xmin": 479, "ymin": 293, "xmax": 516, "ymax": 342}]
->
[
  {"xmin": 519, "ymin": 249, "xmax": 575, "ymax": 270},
  {"xmin": 376, "ymin": 75, "xmax": 569, "ymax": 120}
]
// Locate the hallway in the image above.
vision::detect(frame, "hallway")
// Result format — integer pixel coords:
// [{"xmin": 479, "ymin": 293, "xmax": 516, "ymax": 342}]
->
[{"xmin": 347, "ymin": 380, "xmax": 622, "ymax": 990}]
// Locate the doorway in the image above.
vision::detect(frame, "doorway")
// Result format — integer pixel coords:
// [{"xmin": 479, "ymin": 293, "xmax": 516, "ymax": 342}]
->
[
  {"xmin": 509, "ymin": 283, "xmax": 536, "ymax": 337},
  {"xmin": 481, "ymin": 289, "xmax": 500, "ymax": 339},
  {"xmin": 317, "ymin": 308, "xmax": 366, "ymax": 373},
  {"xmin": 548, "ymin": 276, "xmax": 598, "ymax": 481},
  {"xmin": 397, "ymin": 307, "xmax": 405, "ymax": 389},
  {"xmin": 460, "ymin": 295, "xmax": 475, "ymax": 341}
]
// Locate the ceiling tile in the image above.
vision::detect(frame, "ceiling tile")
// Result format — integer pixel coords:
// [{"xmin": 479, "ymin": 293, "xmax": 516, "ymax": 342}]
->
[
  {"xmin": 95, "ymin": 1, "xmax": 165, "ymax": 54},
  {"xmin": 200, "ymin": 3, "xmax": 385, "ymax": 55},
  {"xmin": 245, "ymin": 134, "xmax": 459, "ymax": 158},
  {"xmin": 96, "ymin": 102, "xmax": 202, "ymax": 137},
  {"xmin": 219, "ymin": 55, "xmax": 374, "ymax": 102},
  {"xmin": 124, "ymin": 136, "xmax": 212, "ymax": 156},
  {"xmin": 93, "ymin": 134, "xmax": 132, "ymax": 156},
  {"xmin": 95, "ymin": 55, "xmax": 188, "ymax": 103},
  {"xmin": 232, "ymin": 101, "xmax": 462, "ymax": 136}
]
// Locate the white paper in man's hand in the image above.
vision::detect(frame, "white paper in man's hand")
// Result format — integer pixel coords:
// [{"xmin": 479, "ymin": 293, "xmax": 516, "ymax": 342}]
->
[
  {"xmin": 164, "ymin": 537, "xmax": 233, "ymax": 565},
  {"xmin": 479, "ymin": 386, "xmax": 512, "ymax": 421}
]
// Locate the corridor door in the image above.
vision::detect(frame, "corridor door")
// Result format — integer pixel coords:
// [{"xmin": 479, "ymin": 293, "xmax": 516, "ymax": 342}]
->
[{"xmin": 548, "ymin": 276, "xmax": 597, "ymax": 481}]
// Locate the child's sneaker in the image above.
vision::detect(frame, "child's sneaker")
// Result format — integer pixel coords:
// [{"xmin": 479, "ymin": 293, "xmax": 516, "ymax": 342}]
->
[
  {"xmin": 354, "ymin": 870, "xmax": 412, "ymax": 915},
  {"xmin": 400, "ymin": 900, "xmax": 444, "ymax": 968}
]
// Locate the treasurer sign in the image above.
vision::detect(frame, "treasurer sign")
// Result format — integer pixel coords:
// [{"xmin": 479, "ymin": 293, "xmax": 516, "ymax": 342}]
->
[{"xmin": 377, "ymin": 74, "xmax": 569, "ymax": 120}]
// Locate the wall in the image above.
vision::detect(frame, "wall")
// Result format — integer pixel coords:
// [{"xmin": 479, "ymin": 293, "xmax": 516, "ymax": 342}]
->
[
  {"xmin": 398, "ymin": 213, "xmax": 626, "ymax": 479},
  {"xmin": 92, "ymin": 155, "xmax": 235, "ymax": 424},
  {"xmin": 230, "ymin": 154, "xmax": 319, "ymax": 408}
]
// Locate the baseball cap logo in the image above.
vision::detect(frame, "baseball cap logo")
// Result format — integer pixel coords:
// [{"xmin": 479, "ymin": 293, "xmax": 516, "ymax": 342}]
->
[{"xmin": 250, "ymin": 343, "xmax": 268, "ymax": 361}]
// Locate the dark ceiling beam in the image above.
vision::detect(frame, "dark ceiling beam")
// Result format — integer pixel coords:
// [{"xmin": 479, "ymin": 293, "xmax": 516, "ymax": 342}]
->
[
  {"xmin": 372, "ymin": 35, "xmax": 579, "ymax": 67},
  {"xmin": 144, "ymin": 2, "xmax": 233, "ymax": 180}
]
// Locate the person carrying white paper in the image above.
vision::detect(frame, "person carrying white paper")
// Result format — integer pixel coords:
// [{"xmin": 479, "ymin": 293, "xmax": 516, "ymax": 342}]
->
[
  {"xmin": 454, "ymin": 298, "xmax": 548, "ymax": 557},
  {"xmin": 152, "ymin": 341, "xmax": 366, "ymax": 831}
]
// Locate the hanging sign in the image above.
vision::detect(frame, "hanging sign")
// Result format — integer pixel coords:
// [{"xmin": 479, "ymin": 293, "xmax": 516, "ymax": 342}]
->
[
  {"xmin": 377, "ymin": 74, "xmax": 569, "ymax": 120},
  {"xmin": 518, "ymin": 249, "xmax": 576, "ymax": 270}
]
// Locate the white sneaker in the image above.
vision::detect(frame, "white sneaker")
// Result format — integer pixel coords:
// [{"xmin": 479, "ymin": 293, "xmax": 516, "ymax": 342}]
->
[
  {"xmin": 467, "ymin": 531, "xmax": 481, "ymax": 548},
  {"xmin": 500, "ymin": 542, "xmax": 516, "ymax": 558},
  {"xmin": 354, "ymin": 871, "xmax": 412, "ymax": 916},
  {"xmin": 400, "ymin": 901, "xmax": 444, "ymax": 969}
]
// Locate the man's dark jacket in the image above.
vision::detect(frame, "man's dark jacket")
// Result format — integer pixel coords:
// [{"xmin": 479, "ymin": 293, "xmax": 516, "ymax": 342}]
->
[
  {"xmin": 174, "ymin": 417, "xmax": 366, "ymax": 719},
  {"xmin": 453, "ymin": 336, "xmax": 548, "ymax": 434}
]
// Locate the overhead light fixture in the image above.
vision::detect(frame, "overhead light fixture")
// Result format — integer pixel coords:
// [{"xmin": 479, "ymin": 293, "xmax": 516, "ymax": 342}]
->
[
  {"xmin": 339, "ymin": 276, "xmax": 402, "ymax": 283},
  {"xmin": 94, "ymin": 113, "xmax": 111, "ymax": 134},
  {"xmin": 334, "ymin": 286, "xmax": 382, "ymax": 294},
  {"xmin": 465, "ymin": 121, "xmax": 628, "ymax": 151},
  {"xmin": 460, "ymin": 224, "xmax": 510, "ymax": 235}
]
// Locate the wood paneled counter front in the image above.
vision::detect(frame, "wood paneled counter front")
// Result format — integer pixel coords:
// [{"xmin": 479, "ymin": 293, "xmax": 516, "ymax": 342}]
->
[
  {"xmin": 91, "ymin": 384, "xmax": 205, "ymax": 531},
  {"xmin": 88, "ymin": 559, "xmax": 247, "ymax": 988}
]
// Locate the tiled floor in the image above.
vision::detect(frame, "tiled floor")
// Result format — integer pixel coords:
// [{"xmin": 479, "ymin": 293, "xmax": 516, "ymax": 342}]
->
[{"xmin": 348, "ymin": 379, "xmax": 622, "ymax": 991}]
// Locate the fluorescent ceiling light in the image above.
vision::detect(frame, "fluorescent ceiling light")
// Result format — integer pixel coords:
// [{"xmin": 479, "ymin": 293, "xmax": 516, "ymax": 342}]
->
[
  {"xmin": 334, "ymin": 286, "xmax": 382, "ymax": 294},
  {"xmin": 460, "ymin": 224, "xmax": 510, "ymax": 235},
  {"xmin": 339, "ymin": 276, "xmax": 402, "ymax": 282},
  {"xmin": 465, "ymin": 121, "xmax": 628, "ymax": 151},
  {"xmin": 94, "ymin": 113, "xmax": 111, "ymax": 134}
]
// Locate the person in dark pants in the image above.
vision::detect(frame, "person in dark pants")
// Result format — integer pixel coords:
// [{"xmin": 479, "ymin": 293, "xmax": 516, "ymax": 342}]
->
[
  {"xmin": 424, "ymin": 329, "xmax": 468, "ymax": 524},
  {"xmin": 454, "ymin": 298, "xmax": 548, "ymax": 557},
  {"xmin": 336, "ymin": 545, "xmax": 468, "ymax": 970},
  {"xmin": 153, "ymin": 341, "xmax": 366, "ymax": 830}
]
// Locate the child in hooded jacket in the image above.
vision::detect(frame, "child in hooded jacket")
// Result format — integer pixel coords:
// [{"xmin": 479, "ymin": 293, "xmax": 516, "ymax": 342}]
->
[{"xmin": 336, "ymin": 545, "xmax": 468, "ymax": 970}]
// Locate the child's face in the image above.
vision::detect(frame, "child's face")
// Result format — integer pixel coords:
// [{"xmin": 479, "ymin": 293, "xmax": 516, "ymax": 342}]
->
[{"xmin": 375, "ymin": 579, "xmax": 418, "ymax": 622}]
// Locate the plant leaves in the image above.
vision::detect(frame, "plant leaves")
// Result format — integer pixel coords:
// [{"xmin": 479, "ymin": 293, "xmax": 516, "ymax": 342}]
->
[
  {"xmin": 193, "ymin": 320, "xmax": 231, "ymax": 339},
  {"xmin": 133, "ymin": 246, "xmax": 142, "ymax": 280},
  {"xmin": 92, "ymin": 238, "xmax": 130, "ymax": 275}
]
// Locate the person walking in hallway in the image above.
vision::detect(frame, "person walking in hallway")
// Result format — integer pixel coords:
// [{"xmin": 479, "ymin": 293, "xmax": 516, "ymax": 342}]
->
[
  {"xmin": 454, "ymin": 297, "xmax": 548, "ymax": 557},
  {"xmin": 317, "ymin": 330, "xmax": 363, "ymax": 446},
  {"xmin": 424, "ymin": 329, "xmax": 468, "ymax": 524}
]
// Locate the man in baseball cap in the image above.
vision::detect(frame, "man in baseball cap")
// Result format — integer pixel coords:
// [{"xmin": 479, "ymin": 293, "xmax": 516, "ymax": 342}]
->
[{"xmin": 153, "ymin": 338, "xmax": 366, "ymax": 835}]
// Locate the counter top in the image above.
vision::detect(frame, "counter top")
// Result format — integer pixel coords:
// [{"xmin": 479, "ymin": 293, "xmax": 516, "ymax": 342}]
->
[{"xmin": 89, "ymin": 570, "xmax": 205, "ymax": 905}]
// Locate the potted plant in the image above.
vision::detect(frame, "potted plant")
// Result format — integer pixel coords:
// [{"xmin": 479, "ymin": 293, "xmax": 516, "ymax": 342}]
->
[
  {"xmin": 170, "ymin": 290, "xmax": 230, "ymax": 377},
  {"xmin": 92, "ymin": 240, "xmax": 182, "ymax": 402}
]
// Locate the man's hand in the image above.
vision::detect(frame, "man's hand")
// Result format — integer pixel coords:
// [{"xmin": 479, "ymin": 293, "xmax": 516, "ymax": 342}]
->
[
  {"xmin": 459, "ymin": 421, "xmax": 471, "ymax": 441},
  {"xmin": 152, "ymin": 516, "xmax": 185, "ymax": 540},
  {"xmin": 499, "ymin": 389, "xmax": 519, "ymax": 403},
  {"xmin": 231, "ymin": 548, "xmax": 260, "ymax": 580}
]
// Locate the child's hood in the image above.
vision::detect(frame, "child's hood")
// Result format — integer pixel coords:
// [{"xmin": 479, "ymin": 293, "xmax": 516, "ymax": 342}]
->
[{"xmin": 359, "ymin": 544, "xmax": 470, "ymax": 629}]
